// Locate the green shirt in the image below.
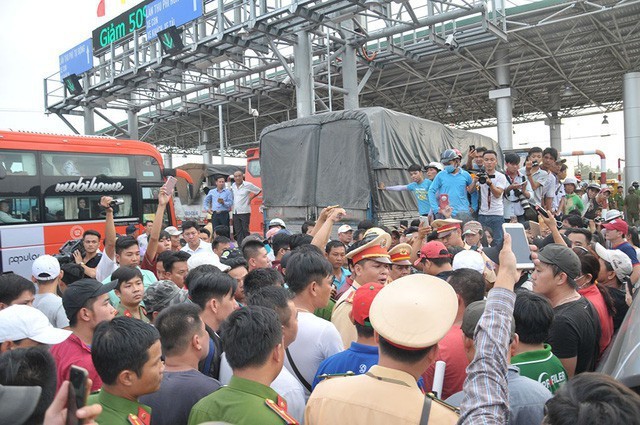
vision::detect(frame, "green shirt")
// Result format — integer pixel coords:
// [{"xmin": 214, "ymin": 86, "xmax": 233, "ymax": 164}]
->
[
  {"xmin": 115, "ymin": 303, "xmax": 151, "ymax": 323},
  {"xmin": 627, "ymin": 192, "xmax": 640, "ymax": 214},
  {"xmin": 88, "ymin": 389, "xmax": 152, "ymax": 425},
  {"xmin": 314, "ymin": 299, "xmax": 335, "ymax": 321},
  {"xmin": 188, "ymin": 376, "xmax": 286, "ymax": 425},
  {"xmin": 564, "ymin": 193, "xmax": 584, "ymax": 215},
  {"xmin": 610, "ymin": 193, "xmax": 624, "ymax": 210},
  {"xmin": 510, "ymin": 344, "xmax": 568, "ymax": 394}
]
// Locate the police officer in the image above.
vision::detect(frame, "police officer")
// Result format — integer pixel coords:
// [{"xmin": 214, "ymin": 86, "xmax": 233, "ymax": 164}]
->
[
  {"xmin": 388, "ymin": 243, "xmax": 413, "ymax": 281},
  {"xmin": 331, "ymin": 228, "xmax": 392, "ymax": 348},
  {"xmin": 306, "ymin": 274, "xmax": 460, "ymax": 424}
]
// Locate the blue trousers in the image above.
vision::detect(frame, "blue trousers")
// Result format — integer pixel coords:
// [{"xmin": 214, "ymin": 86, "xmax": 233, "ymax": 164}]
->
[{"xmin": 478, "ymin": 214, "xmax": 504, "ymax": 247}]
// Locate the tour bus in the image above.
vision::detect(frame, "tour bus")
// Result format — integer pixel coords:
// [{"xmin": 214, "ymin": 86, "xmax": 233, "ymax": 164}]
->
[{"xmin": 0, "ymin": 131, "xmax": 192, "ymax": 277}]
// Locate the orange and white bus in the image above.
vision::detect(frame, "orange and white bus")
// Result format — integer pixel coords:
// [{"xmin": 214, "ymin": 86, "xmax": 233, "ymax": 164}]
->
[
  {"xmin": 245, "ymin": 147, "xmax": 264, "ymax": 234},
  {"xmin": 0, "ymin": 131, "xmax": 191, "ymax": 278}
]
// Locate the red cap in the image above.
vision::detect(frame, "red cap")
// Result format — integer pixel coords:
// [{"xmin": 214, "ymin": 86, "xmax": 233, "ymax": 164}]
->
[
  {"xmin": 414, "ymin": 241, "xmax": 451, "ymax": 266},
  {"xmin": 351, "ymin": 283, "xmax": 384, "ymax": 326},
  {"xmin": 602, "ymin": 219, "xmax": 628, "ymax": 234}
]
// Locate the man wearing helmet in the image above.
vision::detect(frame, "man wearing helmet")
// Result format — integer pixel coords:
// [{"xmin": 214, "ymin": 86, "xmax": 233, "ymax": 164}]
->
[{"xmin": 428, "ymin": 149, "xmax": 476, "ymax": 222}]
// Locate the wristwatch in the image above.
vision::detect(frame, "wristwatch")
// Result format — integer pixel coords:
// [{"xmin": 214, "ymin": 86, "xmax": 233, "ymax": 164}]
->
[{"xmin": 80, "ymin": 262, "xmax": 85, "ymax": 266}]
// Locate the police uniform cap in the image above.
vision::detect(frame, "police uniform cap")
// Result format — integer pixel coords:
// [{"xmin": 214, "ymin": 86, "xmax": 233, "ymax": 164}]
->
[
  {"xmin": 346, "ymin": 228, "xmax": 392, "ymax": 264},
  {"xmin": 388, "ymin": 243, "xmax": 412, "ymax": 265},
  {"xmin": 369, "ymin": 274, "xmax": 457, "ymax": 349}
]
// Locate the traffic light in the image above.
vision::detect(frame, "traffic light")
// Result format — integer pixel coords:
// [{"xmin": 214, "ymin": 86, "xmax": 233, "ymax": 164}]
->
[
  {"xmin": 63, "ymin": 74, "xmax": 83, "ymax": 96},
  {"xmin": 158, "ymin": 26, "xmax": 184, "ymax": 56}
]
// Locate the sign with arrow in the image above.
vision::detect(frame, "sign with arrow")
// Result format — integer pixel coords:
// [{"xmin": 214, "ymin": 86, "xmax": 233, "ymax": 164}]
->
[
  {"xmin": 158, "ymin": 26, "xmax": 185, "ymax": 55},
  {"xmin": 146, "ymin": 0, "xmax": 203, "ymax": 41},
  {"xmin": 59, "ymin": 39, "xmax": 93, "ymax": 82}
]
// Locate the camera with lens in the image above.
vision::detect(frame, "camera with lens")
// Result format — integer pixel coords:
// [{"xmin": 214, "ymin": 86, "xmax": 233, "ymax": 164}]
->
[
  {"xmin": 53, "ymin": 239, "xmax": 85, "ymax": 265},
  {"xmin": 513, "ymin": 188, "xmax": 532, "ymax": 210},
  {"xmin": 476, "ymin": 167, "xmax": 495, "ymax": 185},
  {"xmin": 109, "ymin": 198, "xmax": 124, "ymax": 207}
]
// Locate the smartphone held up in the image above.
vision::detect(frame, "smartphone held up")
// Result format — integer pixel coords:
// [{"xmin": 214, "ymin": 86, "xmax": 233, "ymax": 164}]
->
[{"xmin": 503, "ymin": 223, "xmax": 534, "ymax": 269}]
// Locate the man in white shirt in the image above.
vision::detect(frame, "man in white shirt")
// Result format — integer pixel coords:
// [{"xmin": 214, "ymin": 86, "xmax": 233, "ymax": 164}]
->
[
  {"xmin": 137, "ymin": 220, "xmax": 153, "ymax": 257},
  {"xmin": 477, "ymin": 149, "xmax": 507, "ymax": 246},
  {"xmin": 520, "ymin": 147, "xmax": 551, "ymax": 209},
  {"xmin": 285, "ymin": 249, "xmax": 343, "ymax": 399},
  {"xmin": 230, "ymin": 171, "xmax": 261, "ymax": 245},
  {"xmin": 181, "ymin": 221, "xmax": 213, "ymax": 255}
]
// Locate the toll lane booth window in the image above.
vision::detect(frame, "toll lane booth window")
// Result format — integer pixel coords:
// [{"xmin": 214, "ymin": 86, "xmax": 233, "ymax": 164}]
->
[
  {"xmin": 0, "ymin": 152, "xmax": 37, "ymax": 176},
  {"xmin": 41, "ymin": 154, "xmax": 131, "ymax": 177},
  {"xmin": 0, "ymin": 197, "xmax": 38, "ymax": 224},
  {"xmin": 44, "ymin": 195, "xmax": 134, "ymax": 221}
]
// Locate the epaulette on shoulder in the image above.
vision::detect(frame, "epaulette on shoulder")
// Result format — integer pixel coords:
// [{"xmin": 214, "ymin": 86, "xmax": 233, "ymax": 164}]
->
[
  {"xmin": 426, "ymin": 392, "xmax": 460, "ymax": 414},
  {"xmin": 317, "ymin": 371, "xmax": 356, "ymax": 382}
]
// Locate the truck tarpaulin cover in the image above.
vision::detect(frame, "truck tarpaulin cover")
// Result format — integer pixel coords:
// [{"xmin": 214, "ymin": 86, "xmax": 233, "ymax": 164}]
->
[{"xmin": 259, "ymin": 107, "xmax": 499, "ymax": 214}]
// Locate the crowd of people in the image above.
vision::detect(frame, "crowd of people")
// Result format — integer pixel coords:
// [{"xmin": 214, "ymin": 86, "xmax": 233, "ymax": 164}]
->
[{"xmin": 1, "ymin": 152, "xmax": 640, "ymax": 425}]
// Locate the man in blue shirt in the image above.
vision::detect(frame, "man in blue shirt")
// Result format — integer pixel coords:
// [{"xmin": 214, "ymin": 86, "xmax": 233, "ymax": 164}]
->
[
  {"xmin": 203, "ymin": 176, "xmax": 234, "ymax": 228},
  {"xmin": 312, "ymin": 283, "xmax": 383, "ymax": 389},
  {"xmin": 379, "ymin": 164, "xmax": 432, "ymax": 216},
  {"xmin": 429, "ymin": 149, "xmax": 476, "ymax": 222}
]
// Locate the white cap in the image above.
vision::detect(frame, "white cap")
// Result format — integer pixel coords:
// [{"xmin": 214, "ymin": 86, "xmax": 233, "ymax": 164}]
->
[
  {"xmin": 164, "ymin": 226, "xmax": 182, "ymax": 236},
  {"xmin": 452, "ymin": 250, "xmax": 485, "ymax": 274},
  {"xmin": 32, "ymin": 255, "xmax": 61, "ymax": 281},
  {"xmin": 338, "ymin": 224, "xmax": 353, "ymax": 234},
  {"xmin": 594, "ymin": 243, "xmax": 633, "ymax": 282},
  {"xmin": 563, "ymin": 177, "xmax": 578, "ymax": 186},
  {"xmin": 605, "ymin": 209, "xmax": 622, "ymax": 222},
  {"xmin": 0, "ymin": 305, "xmax": 71, "ymax": 344},
  {"xmin": 426, "ymin": 162, "xmax": 444, "ymax": 172},
  {"xmin": 268, "ymin": 218, "xmax": 286, "ymax": 229},
  {"xmin": 187, "ymin": 251, "xmax": 231, "ymax": 272}
]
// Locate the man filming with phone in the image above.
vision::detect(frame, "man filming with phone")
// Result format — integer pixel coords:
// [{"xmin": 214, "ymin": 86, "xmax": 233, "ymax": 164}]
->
[{"xmin": 476, "ymin": 150, "xmax": 507, "ymax": 246}]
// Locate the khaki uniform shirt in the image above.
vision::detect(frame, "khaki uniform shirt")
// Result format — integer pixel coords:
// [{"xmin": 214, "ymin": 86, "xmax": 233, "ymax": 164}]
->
[
  {"xmin": 330, "ymin": 281, "xmax": 361, "ymax": 348},
  {"xmin": 305, "ymin": 365, "xmax": 458, "ymax": 425},
  {"xmin": 116, "ymin": 304, "xmax": 151, "ymax": 323}
]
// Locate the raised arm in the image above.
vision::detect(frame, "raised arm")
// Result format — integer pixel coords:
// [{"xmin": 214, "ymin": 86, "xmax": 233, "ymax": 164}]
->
[
  {"xmin": 311, "ymin": 208, "xmax": 346, "ymax": 250},
  {"xmin": 100, "ymin": 196, "xmax": 116, "ymax": 261},
  {"xmin": 145, "ymin": 186, "xmax": 170, "ymax": 262}
]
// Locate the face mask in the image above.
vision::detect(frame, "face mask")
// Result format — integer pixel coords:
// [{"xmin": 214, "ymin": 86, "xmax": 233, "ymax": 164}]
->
[{"xmin": 445, "ymin": 164, "xmax": 456, "ymax": 173}]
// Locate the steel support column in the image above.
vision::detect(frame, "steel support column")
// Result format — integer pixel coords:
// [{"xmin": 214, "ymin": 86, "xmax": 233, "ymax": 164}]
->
[
  {"xmin": 83, "ymin": 107, "xmax": 95, "ymax": 135},
  {"xmin": 341, "ymin": 21, "xmax": 359, "ymax": 110},
  {"xmin": 202, "ymin": 130, "xmax": 212, "ymax": 165},
  {"xmin": 294, "ymin": 31, "xmax": 315, "ymax": 118},
  {"xmin": 494, "ymin": 48, "xmax": 513, "ymax": 151},
  {"xmin": 218, "ymin": 105, "xmax": 225, "ymax": 164},
  {"xmin": 127, "ymin": 110, "xmax": 139, "ymax": 140},
  {"xmin": 165, "ymin": 153, "xmax": 173, "ymax": 168},
  {"xmin": 624, "ymin": 72, "xmax": 640, "ymax": 190},
  {"xmin": 548, "ymin": 116, "xmax": 562, "ymax": 151}
]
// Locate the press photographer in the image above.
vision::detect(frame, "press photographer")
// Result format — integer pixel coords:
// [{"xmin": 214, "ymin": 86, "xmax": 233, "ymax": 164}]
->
[{"xmin": 475, "ymin": 150, "xmax": 507, "ymax": 246}]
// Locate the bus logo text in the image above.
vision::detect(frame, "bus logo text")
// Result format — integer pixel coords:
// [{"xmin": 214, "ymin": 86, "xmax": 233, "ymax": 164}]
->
[{"xmin": 55, "ymin": 177, "xmax": 124, "ymax": 193}]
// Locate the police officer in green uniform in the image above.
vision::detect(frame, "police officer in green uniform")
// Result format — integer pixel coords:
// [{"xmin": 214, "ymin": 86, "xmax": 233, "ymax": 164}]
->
[
  {"xmin": 189, "ymin": 306, "xmax": 298, "ymax": 425},
  {"xmin": 115, "ymin": 303, "xmax": 150, "ymax": 323},
  {"xmin": 88, "ymin": 317, "xmax": 164, "ymax": 425}
]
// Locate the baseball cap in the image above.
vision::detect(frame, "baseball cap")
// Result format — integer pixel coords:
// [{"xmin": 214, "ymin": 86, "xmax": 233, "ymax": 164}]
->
[
  {"xmin": 425, "ymin": 162, "xmax": 443, "ymax": 172},
  {"xmin": 594, "ymin": 243, "xmax": 633, "ymax": 282},
  {"xmin": 370, "ymin": 274, "xmax": 457, "ymax": 349},
  {"xmin": 351, "ymin": 283, "xmax": 384, "ymax": 326},
  {"xmin": 414, "ymin": 241, "xmax": 451, "ymax": 266},
  {"xmin": 461, "ymin": 300, "xmax": 515, "ymax": 339},
  {"xmin": 268, "ymin": 218, "xmax": 286, "ymax": 229},
  {"xmin": 0, "ymin": 384, "xmax": 42, "ymax": 425},
  {"xmin": 126, "ymin": 224, "xmax": 137, "ymax": 234},
  {"xmin": 0, "ymin": 305, "xmax": 71, "ymax": 344},
  {"xmin": 62, "ymin": 278, "xmax": 118, "ymax": 321},
  {"xmin": 187, "ymin": 251, "xmax": 231, "ymax": 272},
  {"xmin": 143, "ymin": 280, "xmax": 189, "ymax": 315},
  {"xmin": 537, "ymin": 244, "xmax": 581, "ymax": 280},
  {"xmin": 563, "ymin": 177, "xmax": 578, "ymax": 186},
  {"xmin": 31, "ymin": 254, "xmax": 61, "ymax": 281},
  {"xmin": 338, "ymin": 224, "xmax": 353, "ymax": 234},
  {"xmin": 60, "ymin": 263, "xmax": 85, "ymax": 286},
  {"xmin": 164, "ymin": 226, "xmax": 182, "ymax": 236},
  {"xmin": 587, "ymin": 182, "xmax": 601, "ymax": 191},
  {"xmin": 452, "ymin": 250, "xmax": 485, "ymax": 274},
  {"xmin": 602, "ymin": 218, "xmax": 629, "ymax": 234},
  {"xmin": 604, "ymin": 209, "xmax": 622, "ymax": 222},
  {"xmin": 462, "ymin": 221, "xmax": 483, "ymax": 236}
]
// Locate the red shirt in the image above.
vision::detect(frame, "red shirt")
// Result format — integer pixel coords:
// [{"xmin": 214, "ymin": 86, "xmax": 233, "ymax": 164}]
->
[
  {"xmin": 578, "ymin": 284, "xmax": 614, "ymax": 356},
  {"xmin": 421, "ymin": 324, "xmax": 469, "ymax": 399},
  {"xmin": 51, "ymin": 333, "xmax": 103, "ymax": 392},
  {"xmin": 141, "ymin": 252, "xmax": 158, "ymax": 278}
]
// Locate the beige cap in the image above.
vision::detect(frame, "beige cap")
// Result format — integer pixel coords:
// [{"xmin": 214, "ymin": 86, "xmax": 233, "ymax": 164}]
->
[
  {"xmin": 346, "ymin": 227, "xmax": 392, "ymax": 264},
  {"xmin": 388, "ymin": 243, "xmax": 412, "ymax": 265},
  {"xmin": 369, "ymin": 274, "xmax": 457, "ymax": 349}
]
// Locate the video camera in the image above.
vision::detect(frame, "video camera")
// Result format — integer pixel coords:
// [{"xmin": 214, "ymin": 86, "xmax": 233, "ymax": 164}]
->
[{"xmin": 53, "ymin": 239, "xmax": 85, "ymax": 265}]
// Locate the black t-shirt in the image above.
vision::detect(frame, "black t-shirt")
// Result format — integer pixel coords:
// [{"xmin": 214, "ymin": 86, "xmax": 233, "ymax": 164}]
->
[
  {"xmin": 85, "ymin": 253, "xmax": 102, "ymax": 269},
  {"xmin": 547, "ymin": 297, "xmax": 601, "ymax": 375},
  {"xmin": 607, "ymin": 286, "xmax": 629, "ymax": 332},
  {"xmin": 199, "ymin": 324, "xmax": 223, "ymax": 380}
]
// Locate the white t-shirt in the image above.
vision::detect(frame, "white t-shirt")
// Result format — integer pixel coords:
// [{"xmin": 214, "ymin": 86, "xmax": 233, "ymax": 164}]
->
[
  {"xmin": 219, "ymin": 354, "xmax": 306, "ymax": 424},
  {"xmin": 284, "ymin": 311, "xmax": 343, "ymax": 399},
  {"xmin": 180, "ymin": 240, "xmax": 212, "ymax": 255},
  {"xmin": 95, "ymin": 251, "xmax": 117, "ymax": 282},
  {"xmin": 520, "ymin": 167, "xmax": 549, "ymax": 207},
  {"xmin": 33, "ymin": 293, "xmax": 69, "ymax": 328},
  {"xmin": 479, "ymin": 170, "xmax": 508, "ymax": 216}
]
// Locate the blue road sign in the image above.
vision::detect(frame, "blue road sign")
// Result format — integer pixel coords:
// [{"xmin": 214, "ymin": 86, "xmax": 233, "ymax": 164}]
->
[
  {"xmin": 146, "ymin": 0, "xmax": 203, "ymax": 40},
  {"xmin": 59, "ymin": 39, "xmax": 93, "ymax": 81}
]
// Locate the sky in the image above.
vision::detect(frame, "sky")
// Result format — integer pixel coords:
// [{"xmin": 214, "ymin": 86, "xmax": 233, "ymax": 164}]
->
[{"xmin": 0, "ymin": 0, "xmax": 628, "ymax": 172}]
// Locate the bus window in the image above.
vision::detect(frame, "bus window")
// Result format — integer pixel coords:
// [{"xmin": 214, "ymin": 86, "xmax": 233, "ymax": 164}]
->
[
  {"xmin": 0, "ymin": 152, "xmax": 37, "ymax": 176},
  {"xmin": 0, "ymin": 197, "xmax": 38, "ymax": 224},
  {"xmin": 42, "ymin": 153, "xmax": 130, "ymax": 177},
  {"xmin": 44, "ymin": 195, "xmax": 134, "ymax": 221},
  {"xmin": 247, "ymin": 158, "xmax": 261, "ymax": 178},
  {"xmin": 135, "ymin": 155, "xmax": 162, "ymax": 181},
  {"xmin": 141, "ymin": 186, "xmax": 168, "ymax": 225}
]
